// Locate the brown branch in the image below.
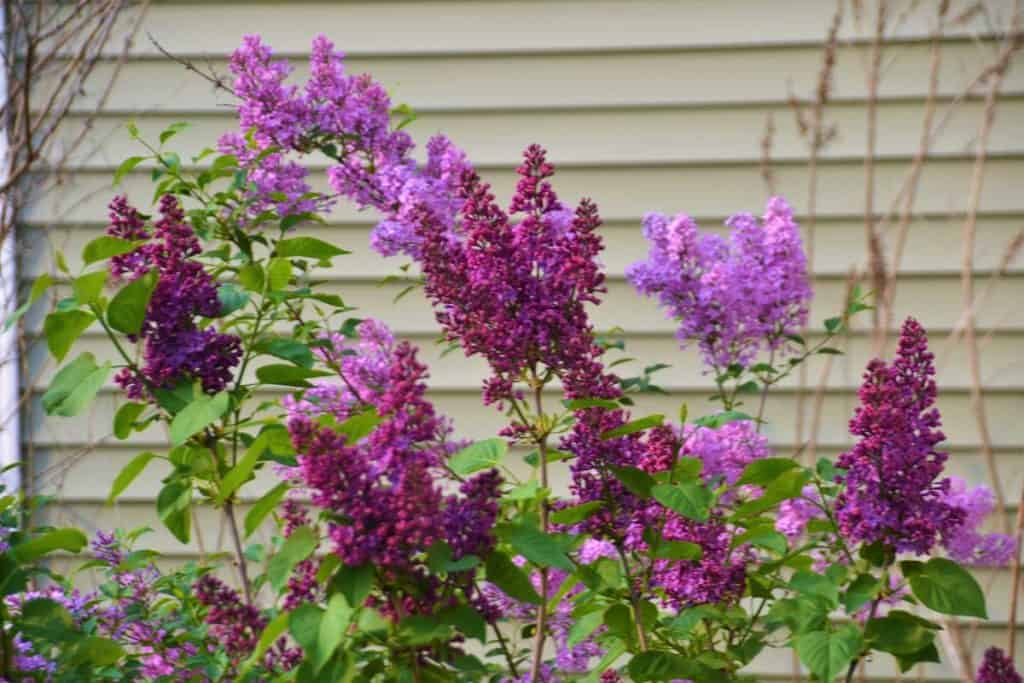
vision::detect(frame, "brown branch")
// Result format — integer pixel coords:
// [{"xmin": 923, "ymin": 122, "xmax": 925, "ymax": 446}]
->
[
  {"xmin": 959, "ymin": 39, "xmax": 1012, "ymax": 536},
  {"xmin": 147, "ymin": 32, "xmax": 236, "ymax": 96},
  {"xmin": 877, "ymin": 0, "xmax": 948, "ymax": 355},
  {"xmin": 864, "ymin": 0, "xmax": 888, "ymax": 352}
]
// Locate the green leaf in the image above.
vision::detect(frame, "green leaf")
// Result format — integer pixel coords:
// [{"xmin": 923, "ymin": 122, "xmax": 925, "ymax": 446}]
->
[
  {"xmin": 330, "ymin": 562, "xmax": 374, "ymax": 608},
  {"xmin": 169, "ymin": 391, "xmax": 230, "ymax": 446},
  {"xmin": 237, "ymin": 611, "xmax": 289, "ymax": 679},
  {"xmin": 398, "ymin": 615, "xmax": 454, "ymax": 646},
  {"xmin": 608, "ymin": 465, "xmax": 655, "ymax": 498},
  {"xmin": 865, "ymin": 610, "xmax": 939, "ymax": 656},
  {"xmin": 113, "ymin": 402, "xmax": 146, "ymax": 439},
  {"xmin": 276, "ymin": 236, "xmax": 349, "ymax": 260},
  {"xmin": 82, "ymin": 236, "xmax": 139, "ymax": 265},
  {"xmin": 484, "ymin": 551, "xmax": 542, "ymax": 605},
  {"xmin": 843, "ymin": 574, "xmax": 881, "ymax": 614},
  {"xmin": 256, "ymin": 363, "xmax": 333, "ymax": 388},
  {"xmin": 901, "ymin": 557, "xmax": 987, "ymax": 619},
  {"xmin": 267, "ymin": 257, "xmax": 291, "ymax": 291},
  {"xmin": 568, "ymin": 608, "xmax": 605, "ymax": 647},
  {"xmin": 438, "ymin": 604, "xmax": 486, "ymax": 642},
  {"xmin": 72, "ymin": 270, "xmax": 108, "ymax": 305},
  {"xmin": 107, "ymin": 270, "xmax": 157, "ymax": 335},
  {"xmin": 44, "ymin": 310, "xmax": 95, "ymax": 361},
  {"xmin": 895, "ymin": 642, "xmax": 941, "ymax": 673},
  {"xmin": 159, "ymin": 121, "xmax": 189, "ymax": 144},
  {"xmin": 791, "ymin": 571, "xmax": 840, "ymax": 608},
  {"xmin": 496, "ymin": 524, "xmax": 574, "ymax": 571},
  {"xmin": 217, "ymin": 283, "xmax": 250, "ymax": 316},
  {"xmin": 601, "ymin": 414, "xmax": 663, "ymax": 440},
  {"xmin": 693, "ymin": 410, "xmax": 753, "ymax": 429},
  {"xmin": 652, "ymin": 481, "xmax": 711, "ymax": 522},
  {"xmin": 70, "ymin": 636, "xmax": 125, "ymax": 666},
  {"xmin": 217, "ymin": 435, "xmax": 267, "ymax": 503},
  {"xmin": 5, "ymin": 273, "xmax": 52, "ymax": 329},
  {"xmin": 316, "ymin": 594, "xmax": 352, "ymax": 672},
  {"xmin": 651, "ymin": 540, "xmax": 702, "ymax": 561},
  {"xmin": 737, "ymin": 457, "xmax": 801, "ymax": 486},
  {"xmin": 268, "ymin": 526, "xmax": 318, "ymax": 594},
  {"xmin": 113, "ymin": 155, "xmax": 147, "ymax": 185},
  {"xmin": 14, "ymin": 528, "xmax": 88, "ymax": 562},
  {"xmin": 238, "ymin": 263, "xmax": 264, "ymax": 292},
  {"xmin": 733, "ymin": 528, "xmax": 788, "ymax": 556},
  {"xmin": 156, "ymin": 482, "xmax": 192, "ymax": 544},
  {"xmin": 628, "ymin": 651, "xmax": 726, "ymax": 683},
  {"xmin": 562, "ymin": 397, "xmax": 620, "ymax": 411},
  {"xmin": 244, "ymin": 482, "xmax": 289, "ymax": 538},
  {"xmin": 334, "ymin": 410, "xmax": 382, "ymax": 444},
  {"xmin": 550, "ymin": 501, "xmax": 604, "ymax": 526},
  {"xmin": 255, "ymin": 338, "xmax": 314, "ymax": 368},
  {"xmin": 107, "ymin": 452, "xmax": 157, "ymax": 504},
  {"xmin": 41, "ymin": 354, "xmax": 110, "ymax": 417},
  {"xmin": 796, "ymin": 626, "xmax": 863, "ymax": 683},
  {"xmin": 448, "ymin": 438, "xmax": 508, "ymax": 477},
  {"xmin": 289, "ymin": 603, "xmax": 323, "ymax": 654}
]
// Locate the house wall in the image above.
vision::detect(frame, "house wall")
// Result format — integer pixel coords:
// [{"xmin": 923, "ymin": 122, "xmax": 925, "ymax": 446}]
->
[{"xmin": 23, "ymin": 1, "xmax": 1024, "ymax": 679}]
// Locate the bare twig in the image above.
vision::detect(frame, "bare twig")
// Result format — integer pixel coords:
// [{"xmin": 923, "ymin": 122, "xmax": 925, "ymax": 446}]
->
[
  {"xmin": 877, "ymin": 0, "xmax": 948, "ymax": 354},
  {"xmin": 864, "ymin": 0, "xmax": 888, "ymax": 352},
  {"xmin": 147, "ymin": 32, "xmax": 236, "ymax": 96},
  {"xmin": 959, "ymin": 39, "xmax": 1013, "ymax": 536}
]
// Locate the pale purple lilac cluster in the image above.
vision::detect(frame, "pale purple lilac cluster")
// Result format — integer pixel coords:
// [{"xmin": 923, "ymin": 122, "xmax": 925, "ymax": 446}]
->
[
  {"xmin": 940, "ymin": 477, "xmax": 1016, "ymax": 566},
  {"xmin": 626, "ymin": 197, "xmax": 811, "ymax": 370},
  {"xmin": 284, "ymin": 319, "xmax": 501, "ymax": 618},
  {"xmin": 488, "ymin": 539, "xmax": 617, "ymax": 680},
  {"xmin": 222, "ymin": 34, "xmax": 424, "ymax": 222},
  {"xmin": 107, "ymin": 195, "xmax": 242, "ymax": 400}
]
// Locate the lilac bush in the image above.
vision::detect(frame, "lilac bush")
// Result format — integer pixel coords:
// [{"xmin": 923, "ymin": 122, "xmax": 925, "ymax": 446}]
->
[{"xmin": 13, "ymin": 31, "xmax": 1016, "ymax": 683}]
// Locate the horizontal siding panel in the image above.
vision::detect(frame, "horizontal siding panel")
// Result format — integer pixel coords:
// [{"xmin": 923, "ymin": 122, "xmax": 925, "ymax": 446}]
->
[
  {"xmin": 24, "ymin": 329, "xmax": 1024, "ymax": 393},
  {"xmin": 25, "ymin": 216, "xmax": 1024, "ymax": 279},
  {"xmin": 24, "ymin": 387, "xmax": 1024, "ymax": 450},
  {"xmin": 22, "ymin": 158, "xmax": 1024, "ymax": 224},
  {"xmin": 44, "ymin": 42, "xmax": 1024, "ymax": 114},
  {"xmin": 33, "ymin": 444, "xmax": 1024, "ymax": 507},
  {"xmin": 104, "ymin": 0, "xmax": 1010, "ymax": 57},
  {"xmin": 53, "ymin": 98, "xmax": 1024, "ymax": 168},
  {"xmin": 22, "ymin": 276, "xmax": 1024, "ymax": 336}
]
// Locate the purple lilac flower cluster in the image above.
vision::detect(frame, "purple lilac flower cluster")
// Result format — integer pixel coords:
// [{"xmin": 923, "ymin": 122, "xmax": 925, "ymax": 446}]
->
[
  {"xmin": 412, "ymin": 145, "xmax": 607, "ymax": 408},
  {"xmin": 634, "ymin": 425, "xmax": 760, "ymax": 609},
  {"xmin": 626, "ymin": 197, "xmax": 812, "ymax": 370},
  {"xmin": 284, "ymin": 319, "xmax": 501, "ymax": 618},
  {"xmin": 940, "ymin": 477, "xmax": 1016, "ymax": 566},
  {"xmin": 107, "ymin": 195, "xmax": 242, "ymax": 400},
  {"xmin": 487, "ymin": 539, "xmax": 617, "ymax": 680},
  {"xmin": 834, "ymin": 318, "xmax": 964, "ymax": 555},
  {"xmin": 195, "ymin": 574, "xmax": 300, "ymax": 672},
  {"xmin": 976, "ymin": 647, "xmax": 1022, "ymax": 683},
  {"xmin": 221, "ymin": 35, "xmax": 419, "ymax": 221}
]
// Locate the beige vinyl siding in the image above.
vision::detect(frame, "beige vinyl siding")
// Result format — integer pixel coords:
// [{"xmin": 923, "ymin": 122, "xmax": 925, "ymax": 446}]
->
[{"xmin": 23, "ymin": 1, "xmax": 1023, "ymax": 680}]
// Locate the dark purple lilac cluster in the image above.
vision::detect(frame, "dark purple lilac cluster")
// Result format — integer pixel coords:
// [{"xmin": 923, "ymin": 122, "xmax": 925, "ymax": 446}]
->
[
  {"xmin": 107, "ymin": 195, "xmax": 242, "ymax": 400},
  {"xmin": 284, "ymin": 319, "xmax": 501, "ymax": 617},
  {"xmin": 976, "ymin": 647, "xmax": 1022, "ymax": 683},
  {"xmin": 195, "ymin": 574, "xmax": 300, "ymax": 672},
  {"xmin": 834, "ymin": 318, "xmax": 963, "ymax": 555}
]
